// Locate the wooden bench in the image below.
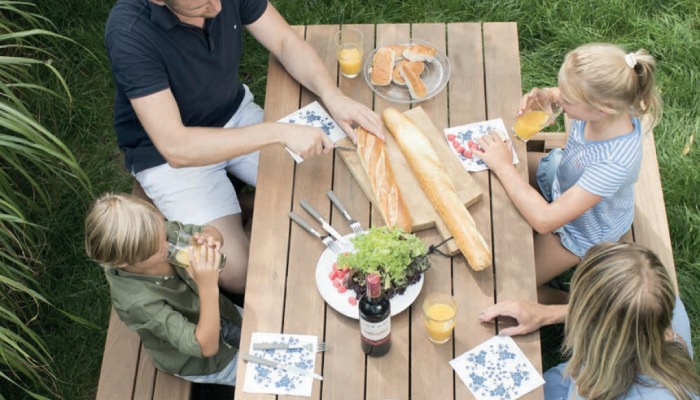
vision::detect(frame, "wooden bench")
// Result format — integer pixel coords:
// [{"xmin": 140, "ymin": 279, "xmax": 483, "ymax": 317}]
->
[{"xmin": 528, "ymin": 125, "xmax": 678, "ymax": 287}]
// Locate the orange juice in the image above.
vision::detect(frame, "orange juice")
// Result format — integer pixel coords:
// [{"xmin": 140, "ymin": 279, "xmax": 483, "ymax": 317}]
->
[
  {"xmin": 424, "ymin": 303, "xmax": 456, "ymax": 343},
  {"xmin": 338, "ymin": 47, "xmax": 362, "ymax": 78},
  {"xmin": 512, "ymin": 110, "xmax": 550, "ymax": 141}
]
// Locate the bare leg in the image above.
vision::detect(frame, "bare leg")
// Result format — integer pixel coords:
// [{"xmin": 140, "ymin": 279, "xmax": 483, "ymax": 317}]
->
[
  {"xmin": 208, "ymin": 214, "xmax": 250, "ymax": 294},
  {"xmin": 528, "ymin": 152, "xmax": 547, "ymax": 190},
  {"xmin": 534, "ymin": 232, "xmax": 579, "ymax": 304}
]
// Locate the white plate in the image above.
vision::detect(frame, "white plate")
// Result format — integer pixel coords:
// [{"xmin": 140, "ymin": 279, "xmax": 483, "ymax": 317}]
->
[
  {"xmin": 363, "ymin": 38, "xmax": 451, "ymax": 104},
  {"xmin": 314, "ymin": 233, "xmax": 424, "ymax": 319}
]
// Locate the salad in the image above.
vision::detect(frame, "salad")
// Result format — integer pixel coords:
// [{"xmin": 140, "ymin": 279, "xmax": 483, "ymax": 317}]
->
[{"xmin": 336, "ymin": 226, "xmax": 430, "ymax": 299}]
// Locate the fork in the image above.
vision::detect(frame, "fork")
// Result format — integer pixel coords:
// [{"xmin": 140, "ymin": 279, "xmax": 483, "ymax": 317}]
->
[
  {"xmin": 289, "ymin": 212, "xmax": 341, "ymax": 253},
  {"xmin": 326, "ymin": 190, "xmax": 364, "ymax": 234},
  {"xmin": 253, "ymin": 341, "xmax": 332, "ymax": 353}
]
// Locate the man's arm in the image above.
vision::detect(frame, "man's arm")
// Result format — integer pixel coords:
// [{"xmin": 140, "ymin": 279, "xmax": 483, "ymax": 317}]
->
[
  {"xmin": 245, "ymin": 4, "xmax": 384, "ymax": 141},
  {"xmin": 130, "ymin": 89, "xmax": 331, "ymax": 167}
]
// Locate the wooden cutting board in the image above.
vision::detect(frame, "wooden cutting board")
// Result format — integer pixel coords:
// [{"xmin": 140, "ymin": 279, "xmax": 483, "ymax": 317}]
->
[{"xmin": 337, "ymin": 107, "xmax": 482, "ymax": 255}]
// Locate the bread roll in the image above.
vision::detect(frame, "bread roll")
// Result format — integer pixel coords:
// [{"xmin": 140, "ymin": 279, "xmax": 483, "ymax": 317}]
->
[
  {"xmin": 399, "ymin": 64, "xmax": 428, "ymax": 99},
  {"xmin": 392, "ymin": 60, "xmax": 425, "ymax": 85},
  {"xmin": 387, "ymin": 44, "xmax": 408, "ymax": 61},
  {"xmin": 370, "ymin": 47, "xmax": 395, "ymax": 86},
  {"xmin": 403, "ymin": 44, "xmax": 437, "ymax": 62},
  {"xmin": 381, "ymin": 108, "xmax": 491, "ymax": 270},
  {"xmin": 355, "ymin": 126, "xmax": 412, "ymax": 233}
]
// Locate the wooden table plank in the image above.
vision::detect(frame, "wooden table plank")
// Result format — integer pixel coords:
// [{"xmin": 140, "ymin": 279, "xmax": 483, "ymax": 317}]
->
[
  {"xmin": 133, "ymin": 346, "xmax": 156, "ymax": 400},
  {"xmin": 483, "ymin": 22, "xmax": 543, "ymax": 399},
  {"xmin": 447, "ymin": 22, "xmax": 498, "ymax": 400},
  {"xmin": 407, "ymin": 23, "xmax": 455, "ymax": 400},
  {"xmin": 96, "ymin": 309, "xmax": 141, "ymax": 400},
  {"xmin": 234, "ymin": 25, "xmax": 305, "ymax": 400},
  {"xmin": 152, "ymin": 370, "xmax": 191, "ymax": 400},
  {"xmin": 321, "ymin": 22, "xmax": 374, "ymax": 400}
]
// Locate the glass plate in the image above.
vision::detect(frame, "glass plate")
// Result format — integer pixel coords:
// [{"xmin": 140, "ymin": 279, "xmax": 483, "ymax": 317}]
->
[
  {"xmin": 314, "ymin": 233, "xmax": 424, "ymax": 320},
  {"xmin": 363, "ymin": 38, "xmax": 451, "ymax": 104}
]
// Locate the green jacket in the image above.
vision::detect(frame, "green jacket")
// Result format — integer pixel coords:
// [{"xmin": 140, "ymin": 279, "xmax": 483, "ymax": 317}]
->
[{"xmin": 104, "ymin": 221, "xmax": 241, "ymax": 376}]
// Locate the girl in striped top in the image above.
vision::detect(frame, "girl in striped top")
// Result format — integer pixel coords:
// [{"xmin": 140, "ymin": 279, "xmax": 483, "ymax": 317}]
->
[{"xmin": 477, "ymin": 43, "xmax": 662, "ymax": 308}]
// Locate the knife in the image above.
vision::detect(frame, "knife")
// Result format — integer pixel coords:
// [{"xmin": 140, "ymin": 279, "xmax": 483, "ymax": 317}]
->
[
  {"xmin": 242, "ymin": 354, "xmax": 323, "ymax": 381},
  {"xmin": 326, "ymin": 190, "xmax": 354, "ymax": 224},
  {"xmin": 333, "ymin": 144, "xmax": 357, "ymax": 151},
  {"xmin": 299, "ymin": 200, "xmax": 348, "ymax": 244},
  {"xmin": 253, "ymin": 342, "xmax": 305, "ymax": 351}
]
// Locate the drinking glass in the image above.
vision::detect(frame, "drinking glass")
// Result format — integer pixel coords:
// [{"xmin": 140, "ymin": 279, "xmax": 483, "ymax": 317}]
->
[
  {"xmin": 166, "ymin": 230, "xmax": 226, "ymax": 270},
  {"xmin": 511, "ymin": 88, "xmax": 562, "ymax": 142},
  {"xmin": 422, "ymin": 293, "xmax": 458, "ymax": 345},
  {"xmin": 335, "ymin": 28, "xmax": 363, "ymax": 79}
]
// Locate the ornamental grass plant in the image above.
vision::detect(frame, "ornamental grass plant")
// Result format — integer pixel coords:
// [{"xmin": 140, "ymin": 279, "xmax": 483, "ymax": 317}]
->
[{"xmin": 3, "ymin": 0, "xmax": 697, "ymax": 398}]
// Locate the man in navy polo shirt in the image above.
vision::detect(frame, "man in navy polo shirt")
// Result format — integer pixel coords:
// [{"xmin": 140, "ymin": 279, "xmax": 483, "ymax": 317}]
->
[{"xmin": 105, "ymin": 0, "xmax": 383, "ymax": 295}]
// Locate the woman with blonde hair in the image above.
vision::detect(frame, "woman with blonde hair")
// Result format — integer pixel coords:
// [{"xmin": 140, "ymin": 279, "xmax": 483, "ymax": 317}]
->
[
  {"xmin": 544, "ymin": 242, "xmax": 700, "ymax": 399},
  {"xmin": 477, "ymin": 43, "xmax": 662, "ymax": 305}
]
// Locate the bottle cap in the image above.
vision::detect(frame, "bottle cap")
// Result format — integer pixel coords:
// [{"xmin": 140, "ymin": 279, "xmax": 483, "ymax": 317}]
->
[{"xmin": 367, "ymin": 273, "xmax": 380, "ymax": 285}]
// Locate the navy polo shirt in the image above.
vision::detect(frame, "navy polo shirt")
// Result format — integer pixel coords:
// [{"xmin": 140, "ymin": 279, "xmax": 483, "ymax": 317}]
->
[{"xmin": 105, "ymin": 0, "xmax": 268, "ymax": 173}]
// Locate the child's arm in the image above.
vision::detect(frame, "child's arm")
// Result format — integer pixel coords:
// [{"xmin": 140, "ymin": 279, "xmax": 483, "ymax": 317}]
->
[
  {"xmin": 476, "ymin": 131, "xmax": 601, "ymax": 233},
  {"xmin": 188, "ymin": 239, "xmax": 222, "ymax": 357},
  {"xmin": 479, "ymin": 300, "xmax": 567, "ymax": 336}
]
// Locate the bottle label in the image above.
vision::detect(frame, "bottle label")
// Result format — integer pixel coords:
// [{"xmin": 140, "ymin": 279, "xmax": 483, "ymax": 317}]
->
[{"xmin": 360, "ymin": 318, "xmax": 391, "ymax": 343}]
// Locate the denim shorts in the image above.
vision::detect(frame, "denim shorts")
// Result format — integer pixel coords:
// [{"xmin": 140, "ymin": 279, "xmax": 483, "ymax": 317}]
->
[{"xmin": 536, "ymin": 148, "xmax": 563, "ymax": 203}]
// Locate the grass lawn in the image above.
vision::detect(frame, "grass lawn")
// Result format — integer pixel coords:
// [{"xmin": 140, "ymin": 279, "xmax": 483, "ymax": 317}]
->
[{"xmin": 15, "ymin": 0, "xmax": 698, "ymax": 398}]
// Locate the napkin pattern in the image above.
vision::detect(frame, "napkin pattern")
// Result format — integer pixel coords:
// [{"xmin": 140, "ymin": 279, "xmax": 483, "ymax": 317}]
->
[
  {"xmin": 444, "ymin": 118, "xmax": 519, "ymax": 172},
  {"xmin": 450, "ymin": 335, "xmax": 544, "ymax": 400},
  {"xmin": 243, "ymin": 332, "xmax": 318, "ymax": 397}
]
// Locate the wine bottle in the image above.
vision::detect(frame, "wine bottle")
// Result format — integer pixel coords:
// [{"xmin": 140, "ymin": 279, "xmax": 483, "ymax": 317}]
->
[{"xmin": 359, "ymin": 273, "xmax": 391, "ymax": 356}]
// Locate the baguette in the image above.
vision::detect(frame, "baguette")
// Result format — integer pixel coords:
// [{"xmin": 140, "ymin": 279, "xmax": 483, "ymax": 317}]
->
[
  {"xmin": 392, "ymin": 60, "xmax": 425, "ymax": 85},
  {"xmin": 370, "ymin": 47, "xmax": 395, "ymax": 86},
  {"xmin": 355, "ymin": 127, "xmax": 412, "ymax": 233},
  {"xmin": 381, "ymin": 108, "xmax": 491, "ymax": 270},
  {"xmin": 386, "ymin": 44, "xmax": 408, "ymax": 61},
  {"xmin": 399, "ymin": 64, "xmax": 429, "ymax": 99},
  {"xmin": 403, "ymin": 44, "xmax": 437, "ymax": 62}
]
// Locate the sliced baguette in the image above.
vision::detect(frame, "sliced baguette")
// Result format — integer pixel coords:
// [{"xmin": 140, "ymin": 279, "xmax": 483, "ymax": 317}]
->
[
  {"xmin": 392, "ymin": 60, "xmax": 426, "ymax": 85},
  {"xmin": 399, "ymin": 63, "xmax": 429, "ymax": 99},
  {"xmin": 403, "ymin": 44, "xmax": 437, "ymax": 62},
  {"xmin": 370, "ymin": 47, "xmax": 395, "ymax": 86}
]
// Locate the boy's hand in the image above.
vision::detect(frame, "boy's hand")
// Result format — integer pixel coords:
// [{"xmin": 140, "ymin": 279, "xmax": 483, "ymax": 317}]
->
[{"xmin": 187, "ymin": 237, "xmax": 221, "ymax": 288}]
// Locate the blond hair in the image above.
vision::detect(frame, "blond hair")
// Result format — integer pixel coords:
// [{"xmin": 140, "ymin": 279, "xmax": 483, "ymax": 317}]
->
[
  {"xmin": 85, "ymin": 193, "xmax": 164, "ymax": 268},
  {"xmin": 558, "ymin": 43, "xmax": 662, "ymax": 130},
  {"xmin": 565, "ymin": 242, "xmax": 700, "ymax": 400}
]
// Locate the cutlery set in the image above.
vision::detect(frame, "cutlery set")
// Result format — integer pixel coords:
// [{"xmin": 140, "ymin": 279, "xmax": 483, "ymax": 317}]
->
[
  {"xmin": 289, "ymin": 190, "xmax": 365, "ymax": 253},
  {"xmin": 243, "ymin": 342, "xmax": 331, "ymax": 381}
]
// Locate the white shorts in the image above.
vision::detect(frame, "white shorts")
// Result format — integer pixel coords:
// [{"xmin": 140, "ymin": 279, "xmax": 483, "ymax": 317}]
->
[{"xmin": 135, "ymin": 85, "xmax": 263, "ymax": 225}]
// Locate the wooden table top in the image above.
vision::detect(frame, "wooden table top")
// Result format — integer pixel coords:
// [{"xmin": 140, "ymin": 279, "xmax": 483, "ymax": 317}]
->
[{"xmin": 234, "ymin": 22, "xmax": 543, "ymax": 400}]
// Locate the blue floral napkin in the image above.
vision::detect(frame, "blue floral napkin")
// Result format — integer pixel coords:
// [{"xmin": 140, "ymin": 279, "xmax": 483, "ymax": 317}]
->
[
  {"xmin": 243, "ymin": 332, "xmax": 319, "ymax": 397},
  {"xmin": 444, "ymin": 118, "xmax": 519, "ymax": 172},
  {"xmin": 277, "ymin": 101, "xmax": 347, "ymax": 163},
  {"xmin": 450, "ymin": 335, "xmax": 544, "ymax": 400}
]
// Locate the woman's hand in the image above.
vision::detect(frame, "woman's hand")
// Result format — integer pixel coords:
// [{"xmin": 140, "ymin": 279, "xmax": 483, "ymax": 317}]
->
[
  {"xmin": 476, "ymin": 130, "xmax": 514, "ymax": 175},
  {"xmin": 479, "ymin": 300, "xmax": 557, "ymax": 336}
]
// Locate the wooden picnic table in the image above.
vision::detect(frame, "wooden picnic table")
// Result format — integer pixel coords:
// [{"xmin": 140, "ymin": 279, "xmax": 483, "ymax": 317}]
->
[{"xmin": 234, "ymin": 22, "xmax": 543, "ymax": 400}]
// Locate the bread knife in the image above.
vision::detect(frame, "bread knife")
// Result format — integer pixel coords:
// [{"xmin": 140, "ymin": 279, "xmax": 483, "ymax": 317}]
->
[
  {"xmin": 299, "ymin": 200, "xmax": 348, "ymax": 244},
  {"xmin": 242, "ymin": 354, "xmax": 323, "ymax": 381}
]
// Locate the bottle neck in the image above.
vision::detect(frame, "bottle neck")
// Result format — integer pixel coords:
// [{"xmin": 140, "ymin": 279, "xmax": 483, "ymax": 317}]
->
[{"xmin": 367, "ymin": 281, "xmax": 382, "ymax": 299}]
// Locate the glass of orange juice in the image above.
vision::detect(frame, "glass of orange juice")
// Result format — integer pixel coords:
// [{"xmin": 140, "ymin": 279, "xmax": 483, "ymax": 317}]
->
[
  {"xmin": 335, "ymin": 28, "xmax": 363, "ymax": 78},
  {"xmin": 422, "ymin": 293, "xmax": 458, "ymax": 345},
  {"xmin": 512, "ymin": 88, "xmax": 562, "ymax": 142},
  {"xmin": 167, "ymin": 230, "xmax": 227, "ymax": 270}
]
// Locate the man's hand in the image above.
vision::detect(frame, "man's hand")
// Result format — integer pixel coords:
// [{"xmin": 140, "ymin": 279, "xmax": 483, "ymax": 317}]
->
[
  {"xmin": 479, "ymin": 300, "xmax": 554, "ymax": 336},
  {"xmin": 323, "ymin": 92, "xmax": 384, "ymax": 142},
  {"xmin": 280, "ymin": 124, "xmax": 334, "ymax": 158}
]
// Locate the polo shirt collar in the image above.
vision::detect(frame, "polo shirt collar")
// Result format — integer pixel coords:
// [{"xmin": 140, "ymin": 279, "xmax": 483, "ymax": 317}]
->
[{"xmin": 149, "ymin": 1, "xmax": 180, "ymax": 30}]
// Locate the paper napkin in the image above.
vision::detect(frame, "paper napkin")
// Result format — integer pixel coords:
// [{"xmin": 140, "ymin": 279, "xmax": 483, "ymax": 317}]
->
[
  {"xmin": 444, "ymin": 118, "xmax": 519, "ymax": 172},
  {"xmin": 243, "ymin": 332, "xmax": 319, "ymax": 397},
  {"xmin": 450, "ymin": 335, "xmax": 544, "ymax": 400},
  {"xmin": 278, "ymin": 101, "xmax": 347, "ymax": 163}
]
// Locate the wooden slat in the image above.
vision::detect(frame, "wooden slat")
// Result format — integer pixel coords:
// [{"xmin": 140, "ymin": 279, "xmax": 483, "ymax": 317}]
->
[
  {"xmin": 96, "ymin": 308, "xmax": 142, "ymax": 400},
  {"xmin": 446, "ymin": 22, "xmax": 498, "ymax": 400},
  {"xmin": 152, "ymin": 369, "xmax": 191, "ymax": 400},
  {"xmin": 633, "ymin": 132, "xmax": 677, "ymax": 286},
  {"xmin": 364, "ymin": 22, "xmax": 412, "ymax": 400},
  {"xmin": 483, "ymin": 22, "xmax": 543, "ymax": 400},
  {"xmin": 132, "ymin": 346, "xmax": 156, "ymax": 400},
  {"xmin": 406, "ymin": 23, "xmax": 455, "ymax": 400},
  {"xmin": 234, "ymin": 25, "xmax": 305, "ymax": 400},
  {"xmin": 321, "ymin": 22, "xmax": 374, "ymax": 400}
]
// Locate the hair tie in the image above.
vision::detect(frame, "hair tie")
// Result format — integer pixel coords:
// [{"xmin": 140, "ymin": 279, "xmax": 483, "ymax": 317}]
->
[{"xmin": 624, "ymin": 53, "xmax": 638, "ymax": 69}]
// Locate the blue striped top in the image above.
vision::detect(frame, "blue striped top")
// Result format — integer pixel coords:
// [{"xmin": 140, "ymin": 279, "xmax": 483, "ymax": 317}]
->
[{"xmin": 553, "ymin": 118, "xmax": 642, "ymax": 257}]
